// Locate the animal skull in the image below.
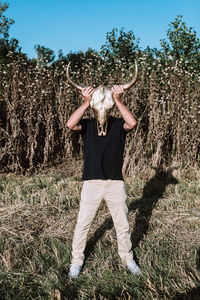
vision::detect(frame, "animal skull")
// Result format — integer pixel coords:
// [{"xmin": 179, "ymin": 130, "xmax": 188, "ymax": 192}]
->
[
  {"xmin": 67, "ymin": 61, "xmax": 138, "ymax": 136},
  {"xmin": 90, "ymin": 86, "xmax": 114, "ymax": 136}
]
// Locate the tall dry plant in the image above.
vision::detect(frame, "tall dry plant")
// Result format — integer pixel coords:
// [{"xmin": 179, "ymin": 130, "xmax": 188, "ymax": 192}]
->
[{"xmin": 0, "ymin": 52, "xmax": 199, "ymax": 176}]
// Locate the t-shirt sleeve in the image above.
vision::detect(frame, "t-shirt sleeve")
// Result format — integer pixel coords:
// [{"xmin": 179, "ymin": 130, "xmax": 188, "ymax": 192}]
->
[
  {"xmin": 119, "ymin": 118, "xmax": 132, "ymax": 133},
  {"xmin": 79, "ymin": 118, "xmax": 89, "ymax": 135},
  {"xmin": 118, "ymin": 118, "xmax": 125, "ymax": 129}
]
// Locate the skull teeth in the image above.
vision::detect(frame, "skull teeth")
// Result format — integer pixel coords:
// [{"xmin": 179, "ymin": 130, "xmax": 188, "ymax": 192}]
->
[{"xmin": 97, "ymin": 121, "xmax": 108, "ymax": 136}]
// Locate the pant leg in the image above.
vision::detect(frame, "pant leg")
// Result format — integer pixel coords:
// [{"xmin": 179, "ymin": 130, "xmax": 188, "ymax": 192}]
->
[
  {"xmin": 104, "ymin": 180, "xmax": 133, "ymax": 264},
  {"xmin": 71, "ymin": 180, "xmax": 104, "ymax": 266}
]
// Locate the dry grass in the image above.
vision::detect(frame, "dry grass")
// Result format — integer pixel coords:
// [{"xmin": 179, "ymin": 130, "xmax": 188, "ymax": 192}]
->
[{"xmin": 0, "ymin": 170, "xmax": 199, "ymax": 299}]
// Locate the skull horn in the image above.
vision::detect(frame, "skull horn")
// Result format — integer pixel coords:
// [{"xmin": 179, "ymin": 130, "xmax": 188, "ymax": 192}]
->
[
  {"xmin": 66, "ymin": 61, "xmax": 88, "ymax": 91},
  {"xmin": 122, "ymin": 60, "xmax": 138, "ymax": 90}
]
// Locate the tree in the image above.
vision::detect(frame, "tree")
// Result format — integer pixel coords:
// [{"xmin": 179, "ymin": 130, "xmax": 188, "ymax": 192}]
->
[
  {"xmin": 160, "ymin": 15, "xmax": 200, "ymax": 70},
  {"xmin": 0, "ymin": 37, "xmax": 23, "ymax": 62},
  {"xmin": 0, "ymin": 1, "xmax": 14, "ymax": 39},
  {"xmin": 34, "ymin": 44, "xmax": 55, "ymax": 67},
  {"xmin": 0, "ymin": 3, "xmax": 25, "ymax": 63},
  {"xmin": 100, "ymin": 28, "xmax": 140, "ymax": 64}
]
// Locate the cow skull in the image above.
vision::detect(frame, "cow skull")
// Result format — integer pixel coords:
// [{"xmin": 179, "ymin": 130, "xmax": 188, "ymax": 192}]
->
[{"xmin": 67, "ymin": 61, "xmax": 138, "ymax": 136}]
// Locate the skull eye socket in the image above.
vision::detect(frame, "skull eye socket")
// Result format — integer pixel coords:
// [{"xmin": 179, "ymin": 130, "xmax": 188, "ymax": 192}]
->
[{"xmin": 101, "ymin": 97, "xmax": 114, "ymax": 110}]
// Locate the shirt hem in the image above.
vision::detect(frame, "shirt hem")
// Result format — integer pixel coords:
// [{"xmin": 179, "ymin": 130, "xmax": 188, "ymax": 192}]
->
[{"xmin": 82, "ymin": 177, "xmax": 124, "ymax": 181}]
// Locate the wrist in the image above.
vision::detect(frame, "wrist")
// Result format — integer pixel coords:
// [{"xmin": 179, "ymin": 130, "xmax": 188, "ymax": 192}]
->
[
  {"xmin": 82, "ymin": 95, "xmax": 91, "ymax": 103},
  {"xmin": 83, "ymin": 100, "xmax": 90, "ymax": 108},
  {"xmin": 114, "ymin": 97, "xmax": 121, "ymax": 104}
]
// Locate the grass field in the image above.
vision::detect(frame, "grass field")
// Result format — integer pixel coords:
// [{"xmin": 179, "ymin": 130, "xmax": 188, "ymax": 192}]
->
[{"xmin": 0, "ymin": 169, "xmax": 200, "ymax": 299}]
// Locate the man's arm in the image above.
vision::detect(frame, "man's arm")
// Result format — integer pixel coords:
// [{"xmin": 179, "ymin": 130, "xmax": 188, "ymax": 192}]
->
[
  {"xmin": 111, "ymin": 85, "xmax": 137, "ymax": 131},
  {"xmin": 66, "ymin": 87, "xmax": 94, "ymax": 132}
]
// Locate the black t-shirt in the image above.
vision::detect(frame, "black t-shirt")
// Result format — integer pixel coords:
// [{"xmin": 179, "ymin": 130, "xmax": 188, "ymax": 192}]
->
[{"xmin": 80, "ymin": 116, "xmax": 127, "ymax": 181}]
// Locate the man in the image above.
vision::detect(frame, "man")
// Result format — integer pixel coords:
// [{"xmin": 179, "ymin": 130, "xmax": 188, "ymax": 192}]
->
[{"xmin": 67, "ymin": 85, "xmax": 142, "ymax": 278}]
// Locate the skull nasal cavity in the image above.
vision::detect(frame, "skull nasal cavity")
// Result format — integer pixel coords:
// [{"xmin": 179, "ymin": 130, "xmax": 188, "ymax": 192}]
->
[{"xmin": 99, "ymin": 87, "xmax": 105, "ymax": 94}]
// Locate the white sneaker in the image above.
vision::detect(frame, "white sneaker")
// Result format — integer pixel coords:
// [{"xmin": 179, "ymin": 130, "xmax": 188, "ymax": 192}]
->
[
  {"xmin": 126, "ymin": 261, "xmax": 142, "ymax": 275},
  {"xmin": 68, "ymin": 264, "xmax": 82, "ymax": 279}
]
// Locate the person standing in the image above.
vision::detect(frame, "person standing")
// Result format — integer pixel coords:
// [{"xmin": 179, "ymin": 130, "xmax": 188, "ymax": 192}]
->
[{"xmin": 67, "ymin": 85, "xmax": 142, "ymax": 278}]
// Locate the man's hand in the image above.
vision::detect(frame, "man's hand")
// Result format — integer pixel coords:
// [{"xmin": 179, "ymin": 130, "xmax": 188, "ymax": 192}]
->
[
  {"xmin": 111, "ymin": 85, "xmax": 124, "ymax": 102},
  {"xmin": 111, "ymin": 85, "xmax": 137, "ymax": 130},
  {"xmin": 82, "ymin": 86, "xmax": 94, "ymax": 103}
]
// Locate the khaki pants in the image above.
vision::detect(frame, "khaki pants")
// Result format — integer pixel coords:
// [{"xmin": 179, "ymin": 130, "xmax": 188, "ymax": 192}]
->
[{"xmin": 71, "ymin": 180, "xmax": 133, "ymax": 266}]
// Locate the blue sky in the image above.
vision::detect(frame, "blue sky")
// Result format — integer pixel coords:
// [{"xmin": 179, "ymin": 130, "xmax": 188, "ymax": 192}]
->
[{"xmin": 6, "ymin": 0, "xmax": 200, "ymax": 59}]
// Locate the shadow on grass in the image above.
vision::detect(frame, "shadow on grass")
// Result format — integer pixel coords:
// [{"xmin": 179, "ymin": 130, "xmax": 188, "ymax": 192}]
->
[
  {"xmin": 197, "ymin": 249, "xmax": 200, "ymax": 270},
  {"xmin": 85, "ymin": 167, "xmax": 178, "ymax": 262},
  {"xmin": 130, "ymin": 167, "xmax": 178, "ymax": 249},
  {"xmin": 61, "ymin": 282, "xmax": 79, "ymax": 300},
  {"xmin": 172, "ymin": 286, "xmax": 200, "ymax": 300},
  {"xmin": 59, "ymin": 267, "xmax": 79, "ymax": 300}
]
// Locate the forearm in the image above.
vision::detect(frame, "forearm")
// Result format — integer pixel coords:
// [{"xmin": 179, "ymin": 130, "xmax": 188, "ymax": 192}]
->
[
  {"xmin": 67, "ymin": 101, "xmax": 90, "ymax": 130},
  {"xmin": 67, "ymin": 86, "xmax": 94, "ymax": 130},
  {"xmin": 115, "ymin": 99, "xmax": 137, "ymax": 129},
  {"xmin": 111, "ymin": 85, "xmax": 136, "ymax": 130}
]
